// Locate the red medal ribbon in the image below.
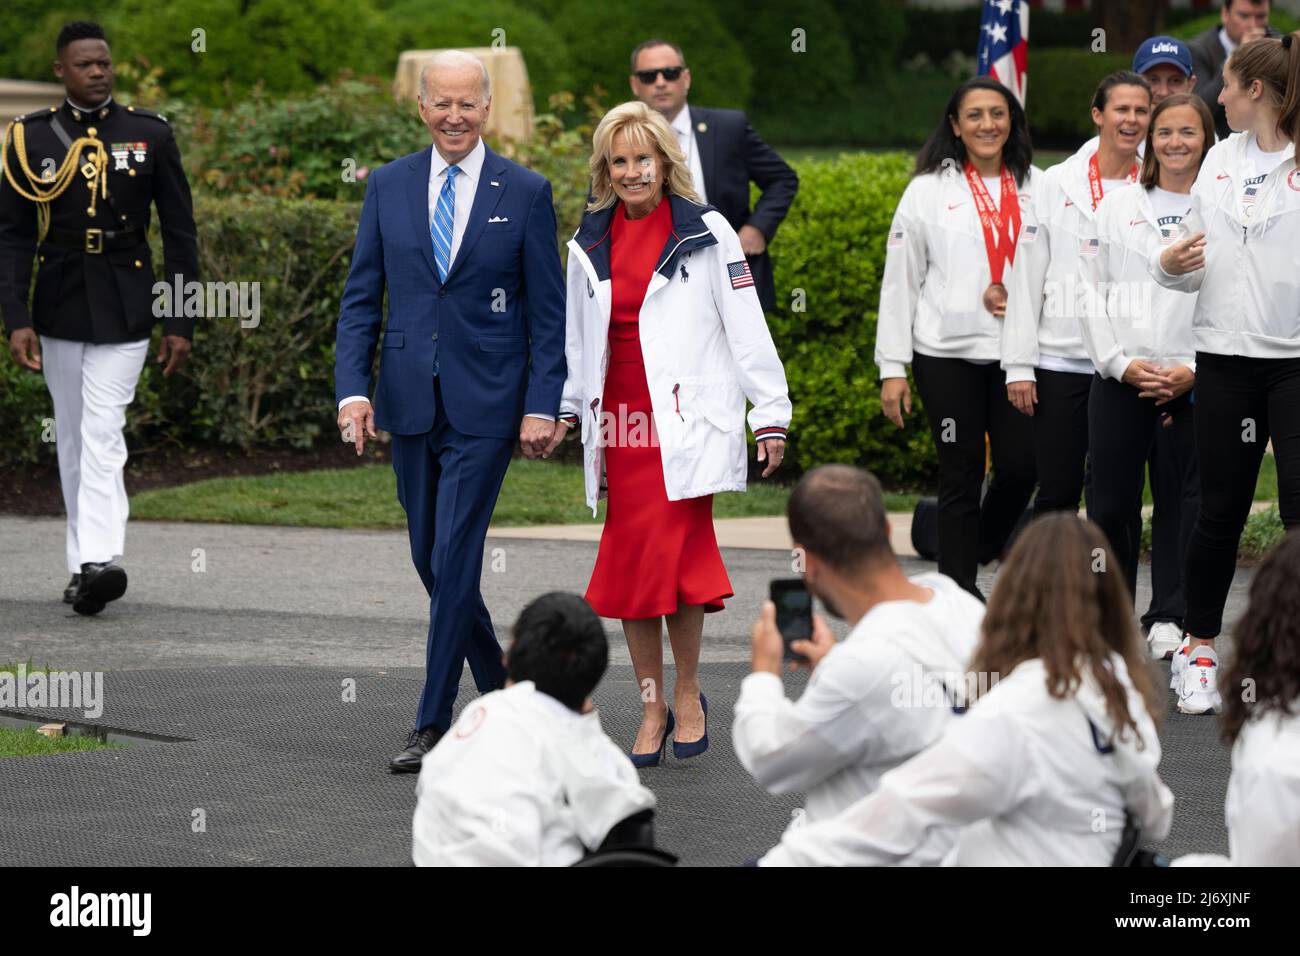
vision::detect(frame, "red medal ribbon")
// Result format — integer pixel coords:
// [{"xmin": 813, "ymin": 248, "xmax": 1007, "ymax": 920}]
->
[
  {"xmin": 964, "ymin": 163, "xmax": 1022, "ymax": 287},
  {"xmin": 1087, "ymin": 153, "xmax": 1139, "ymax": 211}
]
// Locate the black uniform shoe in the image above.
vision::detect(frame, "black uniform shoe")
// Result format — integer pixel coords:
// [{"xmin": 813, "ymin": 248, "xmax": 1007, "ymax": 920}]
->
[
  {"xmin": 72, "ymin": 562, "xmax": 128, "ymax": 616},
  {"xmin": 389, "ymin": 726, "xmax": 443, "ymax": 774},
  {"xmin": 63, "ymin": 574, "xmax": 81, "ymax": 604}
]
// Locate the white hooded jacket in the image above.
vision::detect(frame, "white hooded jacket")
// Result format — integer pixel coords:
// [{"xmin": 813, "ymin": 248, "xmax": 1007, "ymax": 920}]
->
[
  {"xmin": 561, "ymin": 194, "xmax": 792, "ymax": 514},
  {"xmin": 412, "ymin": 681, "xmax": 656, "ymax": 866},
  {"xmin": 874, "ymin": 165, "xmax": 1044, "ymax": 381},
  {"xmin": 1079, "ymin": 184, "xmax": 1198, "ymax": 380},
  {"xmin": 1150, "ymin": 132, "xmax": 1300, "ymax": 358},
  {"xmin": 1002, "ymin": 141, "xmax": 1140, "ymax": 382},
  {"xmin": 733, "ymin": 572, "xmax": 983, "ymax": 845},
  {"xmin": 760, "ymin": 652, "xmax": 1173, "ymax": 866}
]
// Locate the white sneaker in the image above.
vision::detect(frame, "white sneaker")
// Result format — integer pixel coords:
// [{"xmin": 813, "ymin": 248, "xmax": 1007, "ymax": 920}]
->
[
  {"xmin": 1169, "ymin": 636, "xmax": 1191, "ymax": 691},
  {"xmin": 1147, "ymin": 622, "xmax": 1183, "ymax": 661},
  {"xmin": 1177, "ymin": 644, "xmax": 1222, "ymax": 715}
]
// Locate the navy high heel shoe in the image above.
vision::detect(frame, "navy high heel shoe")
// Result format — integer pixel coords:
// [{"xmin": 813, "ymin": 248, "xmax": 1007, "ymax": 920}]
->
[
  {"xmin": 629, "ymin": 708, "xmax": 674, "ymax": 769},
  {"xmin": 672, "ymin": 693, "xmax": 708, "ymax": 760}
]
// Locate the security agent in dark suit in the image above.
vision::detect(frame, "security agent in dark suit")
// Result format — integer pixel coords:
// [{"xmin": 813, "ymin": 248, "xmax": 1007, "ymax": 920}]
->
[
  {"xmin": 629, "ymin": 39, "xmax": 798, "ymax": 314},
  {"xmin": 0, "ymin": 20, "xmax": 198, "ymax": 615},
  {"xmin": 1187, "ymin": 0, "xmax": 1279, "ymax": 139}
]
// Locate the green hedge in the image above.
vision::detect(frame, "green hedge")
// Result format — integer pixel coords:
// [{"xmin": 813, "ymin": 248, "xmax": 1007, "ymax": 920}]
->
[
  {"xmin": 1170, "ymin": 11, "xmax": 1300, "ymax": 40},
  {"xmin": 767, "ymin": 152, "xmax": 937, "ymax": 486},
  {"xmin": 0, "ymin": 195, "xmax": 360, "ymax": 466},
  {"xmin": 1027, "ymin": 48, "xmax": 1133, "ymax": 148}
]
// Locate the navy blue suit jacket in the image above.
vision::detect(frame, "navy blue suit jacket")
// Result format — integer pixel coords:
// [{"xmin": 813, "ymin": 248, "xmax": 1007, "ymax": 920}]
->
[{"xmin": 334, "ymin": 144, "xmax": 566, "ymax": 438}]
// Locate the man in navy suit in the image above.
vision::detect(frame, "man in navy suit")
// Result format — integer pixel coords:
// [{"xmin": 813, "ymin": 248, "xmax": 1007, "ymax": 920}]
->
[
  {"xmin": 335, "ymin": 50, "xmax": 567, "ymax": 773},
  {"xmin": 630, "ymin": 39, "xmax": 799, "ymax": 314}
]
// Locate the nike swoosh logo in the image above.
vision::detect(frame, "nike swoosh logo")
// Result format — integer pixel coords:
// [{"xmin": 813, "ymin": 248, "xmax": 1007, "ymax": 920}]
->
[
  {"xmin": 948, "ymin": 203, "xmax": 963, "ymax": 210},
  {"xmin": 1217, "ymin": 174, "xmax": 1230, "ymax": 180},
  {"xmin": 1130, "ymin": 218, "xmax": 1144, "ymax": 226},
  {"xmin": 1064, "ymin": 200, "xmax": 1074, "ymax": 207}
]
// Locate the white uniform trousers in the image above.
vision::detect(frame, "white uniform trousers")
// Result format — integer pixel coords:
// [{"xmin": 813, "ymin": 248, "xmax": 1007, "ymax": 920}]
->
[{"xmin": 39, "ymin": 336, "xmax": 149, "ymax": 572}]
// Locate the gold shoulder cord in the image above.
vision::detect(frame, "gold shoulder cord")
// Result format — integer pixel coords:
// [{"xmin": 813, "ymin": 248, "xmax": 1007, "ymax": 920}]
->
[{"xmin": 1, "ymin": 119, "xmax": 109, "ymax": 243}]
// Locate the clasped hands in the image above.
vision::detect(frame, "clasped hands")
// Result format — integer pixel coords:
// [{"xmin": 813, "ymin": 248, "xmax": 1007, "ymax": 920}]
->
[{"xmin": 336, "ymin": 401, "xmax": 568, "ymax": 458}]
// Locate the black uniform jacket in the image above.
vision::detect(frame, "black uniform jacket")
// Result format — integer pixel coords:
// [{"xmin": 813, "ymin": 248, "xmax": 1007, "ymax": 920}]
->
[{"xmin": 0, "ymin": 98, "xmax": 198, "ymax": 343}]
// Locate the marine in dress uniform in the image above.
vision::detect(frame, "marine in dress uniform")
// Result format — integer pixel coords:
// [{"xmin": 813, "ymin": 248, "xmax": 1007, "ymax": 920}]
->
[{"xmin": 0, "ymin": 21, "xmax": 198, "ymax": 615}]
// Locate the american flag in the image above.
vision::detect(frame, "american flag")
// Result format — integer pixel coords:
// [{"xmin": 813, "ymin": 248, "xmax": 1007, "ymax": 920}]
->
[
  {"xmin": 727, "ymin": 260, "xmax": 754, "ymax": 290},
  {"xmin": 977, "ymin": 0, "xmax": 1030, "ymax": 106}
]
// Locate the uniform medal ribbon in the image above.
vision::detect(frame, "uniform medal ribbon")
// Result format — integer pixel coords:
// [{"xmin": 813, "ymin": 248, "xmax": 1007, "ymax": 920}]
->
[
  {"xmin": 1087, "ymin": 152, "xmax": 1139, "ymax": 211},
  {"xmin": 964, "ymin": 162, "xmax": 1021, "ymax": 314}
]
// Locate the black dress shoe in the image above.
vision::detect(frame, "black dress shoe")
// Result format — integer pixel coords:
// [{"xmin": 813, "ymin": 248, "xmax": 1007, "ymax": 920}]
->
[
  {"xmin": 63, "ymin": 574, "xmax": 81, "ymax": 604},
  {"xmin": 389, "ymin": 726, "xmax": 443, "ymax": 774},
  {"xmin": 72, "ymin": 562, "xmax": 128, "ymax": 616}
]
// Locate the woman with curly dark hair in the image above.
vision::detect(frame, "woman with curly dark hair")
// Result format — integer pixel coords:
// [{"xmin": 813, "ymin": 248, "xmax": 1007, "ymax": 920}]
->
[
  {"xmin": 760, "ymin": 513, "xmax": 1173, "ymax": 866},
  {"xmin": 1177, "ymin": 532, "xmax": 1300, "ymax": 866}
]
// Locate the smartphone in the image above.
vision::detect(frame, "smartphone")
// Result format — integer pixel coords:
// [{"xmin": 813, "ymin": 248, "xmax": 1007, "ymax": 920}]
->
[{"xmin": 770, "ymin": 578, "xmax": 812, "ymax": 662}]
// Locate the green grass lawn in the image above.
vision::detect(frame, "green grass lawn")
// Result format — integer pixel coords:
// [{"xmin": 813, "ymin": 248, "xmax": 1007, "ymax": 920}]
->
[
  {"xmin": 127, "ymin": 451, "xmax": 1275, "ymax": 531},
  {"xmin": 0, "ymin": 662, "xmax": 121, "ymax": 759},
  {"xmin": 0, "ymin": 726, "xmax": 123, "ymax": 759},
  {"xmin": 130, "ymin": 458, "xmax": 925, "ymax": 529},
  {"xmin": 130, "ymin": 458, "xmax": 788, "ymax": 529}
]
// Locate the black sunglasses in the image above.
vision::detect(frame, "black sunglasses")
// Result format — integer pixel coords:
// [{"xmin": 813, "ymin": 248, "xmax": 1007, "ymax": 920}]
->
[{"xmin": 634, "ymin": 66, "xmax": 684, "ymax": 84}]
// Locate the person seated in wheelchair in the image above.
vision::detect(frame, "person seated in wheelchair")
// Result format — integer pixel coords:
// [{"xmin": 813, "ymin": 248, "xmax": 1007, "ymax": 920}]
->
[{"xmin": 412, "ymin": 592, "xmax": 658, "ymax": 866}]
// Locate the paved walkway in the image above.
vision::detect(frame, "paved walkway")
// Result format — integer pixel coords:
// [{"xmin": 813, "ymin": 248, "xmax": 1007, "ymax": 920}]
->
[{"xmin": 0, "ymin": 516, "xmax": 1250, "ymax": 865}]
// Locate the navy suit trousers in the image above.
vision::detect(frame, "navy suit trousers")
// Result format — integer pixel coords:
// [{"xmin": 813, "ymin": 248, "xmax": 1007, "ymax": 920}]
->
[{"xmin": 392, "ymin": 376, "xmax": 512, "ymax": 732}]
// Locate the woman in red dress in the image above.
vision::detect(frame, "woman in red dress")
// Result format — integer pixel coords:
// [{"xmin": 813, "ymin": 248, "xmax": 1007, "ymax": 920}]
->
[{"xmin": 559, "ymin": 102, "xmax": 792, "ymax": 767}]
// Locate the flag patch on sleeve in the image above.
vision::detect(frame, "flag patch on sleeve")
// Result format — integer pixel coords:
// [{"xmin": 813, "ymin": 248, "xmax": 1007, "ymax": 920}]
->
[
  {"xmin": 1079, "ymin": 237, "xmax": 1100, "ymax": 256},
  {"xmin": 727, "ymin": 260, "xmax": 755, "ymax": 290},
  {"xmin": 888, "ymin": 229, "xmax": 904, "ymax": 248}
]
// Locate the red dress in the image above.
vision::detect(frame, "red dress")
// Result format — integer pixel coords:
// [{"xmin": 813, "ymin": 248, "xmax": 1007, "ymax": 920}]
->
[{"xmin": 584, "ymin": 199, "xmax": 734, "ymax": 619}]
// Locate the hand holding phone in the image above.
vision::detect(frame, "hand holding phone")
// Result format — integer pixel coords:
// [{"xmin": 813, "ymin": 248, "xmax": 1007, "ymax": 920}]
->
[{"xmin": 770, "ymin": 578, "xmax": 812, "ymax": 663}]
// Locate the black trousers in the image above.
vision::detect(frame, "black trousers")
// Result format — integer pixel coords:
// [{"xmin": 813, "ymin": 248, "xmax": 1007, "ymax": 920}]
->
[
  {"xmin": 1031, "ymin": 368, "xmax": 1093, "ymax": 516},
  {"xmin": 1144, "ymin": 408, "xmax": 1200, "ymax": 628},
  {"xmin": 1087, "ymin": 374, "xmax": 1198, "ymax": 618},
  {"xmin": 912, "ymin": 354, "xmax": 1037, "ymax": 596},
  {"xmin": 1184, "ymin": 352, "xmax": 1300, "ymax": 638}
]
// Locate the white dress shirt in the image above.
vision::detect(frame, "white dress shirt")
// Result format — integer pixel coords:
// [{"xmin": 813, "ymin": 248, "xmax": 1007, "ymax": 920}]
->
[
  {"xmin": 339, "ymin": 137, "xmax": 552, "ymax": 420},
  {"xmin": 428, "ymin": 137, "xmax": 485, "ymax": 268},
  {"xmin": 670, "ymin": 105, "xmax": 708, "ymax": 203}
]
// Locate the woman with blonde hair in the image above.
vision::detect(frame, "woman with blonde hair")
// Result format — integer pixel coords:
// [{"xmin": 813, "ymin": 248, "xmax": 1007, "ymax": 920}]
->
[
  {"xmin": 761, "ymin": 513, "xmax": 1173, "ymax": 866},
  {"xmin": 558, "ymin": 101, "xmax": 792, "ymax": 767}
]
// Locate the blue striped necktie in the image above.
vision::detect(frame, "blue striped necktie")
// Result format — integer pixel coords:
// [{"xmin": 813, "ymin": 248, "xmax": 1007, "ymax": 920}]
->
[{"xmin": 431, "ymin": 164, "xmax": 460, "ymax": 282}]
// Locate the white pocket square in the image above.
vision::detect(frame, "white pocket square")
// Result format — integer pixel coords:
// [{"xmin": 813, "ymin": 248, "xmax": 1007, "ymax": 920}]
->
[{"xmin": 488, "ymin": 216, "xmax": 509, "ymax": 223}]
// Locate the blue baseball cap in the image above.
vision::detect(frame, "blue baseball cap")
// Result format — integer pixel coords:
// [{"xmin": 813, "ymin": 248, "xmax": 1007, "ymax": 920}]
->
[{"xmin": 1133, "ymin": 36, "xmax": 1194, "ymax": 76}]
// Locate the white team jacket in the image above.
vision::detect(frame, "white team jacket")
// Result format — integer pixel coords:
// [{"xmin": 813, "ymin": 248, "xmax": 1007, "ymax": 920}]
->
[
  {"xmin": 561, "ymin": 194, "xmax": 792, "ymax": 514},
  {"xmin": 411, "ymin": 681, "xmax": 655, "ymax": 866},
  {"xmin": 1003, "ymin": 141, "xmax": 1140, "ymax": 382},
  {"xmin": 1079, "ymin": 185, "xmax": 1198, "ymax": 381},
  {"xmin": 733, "ymin": 572, "xmax": 983, "ymax": 848},
  {"xmin": 1150, "ymin": 132, "xmax": 1300, "ymax": 358},
  {"xmin": 1175, "ymin": 704, "xmax": 1300, "ymax": 867},
  {"xmin": 874, "ymin": 165, "xmax": 1045, "ymax": 381},
  {"xmin": 760, "ymin": 653, "xmax": 1174, "ymax": 866}
]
